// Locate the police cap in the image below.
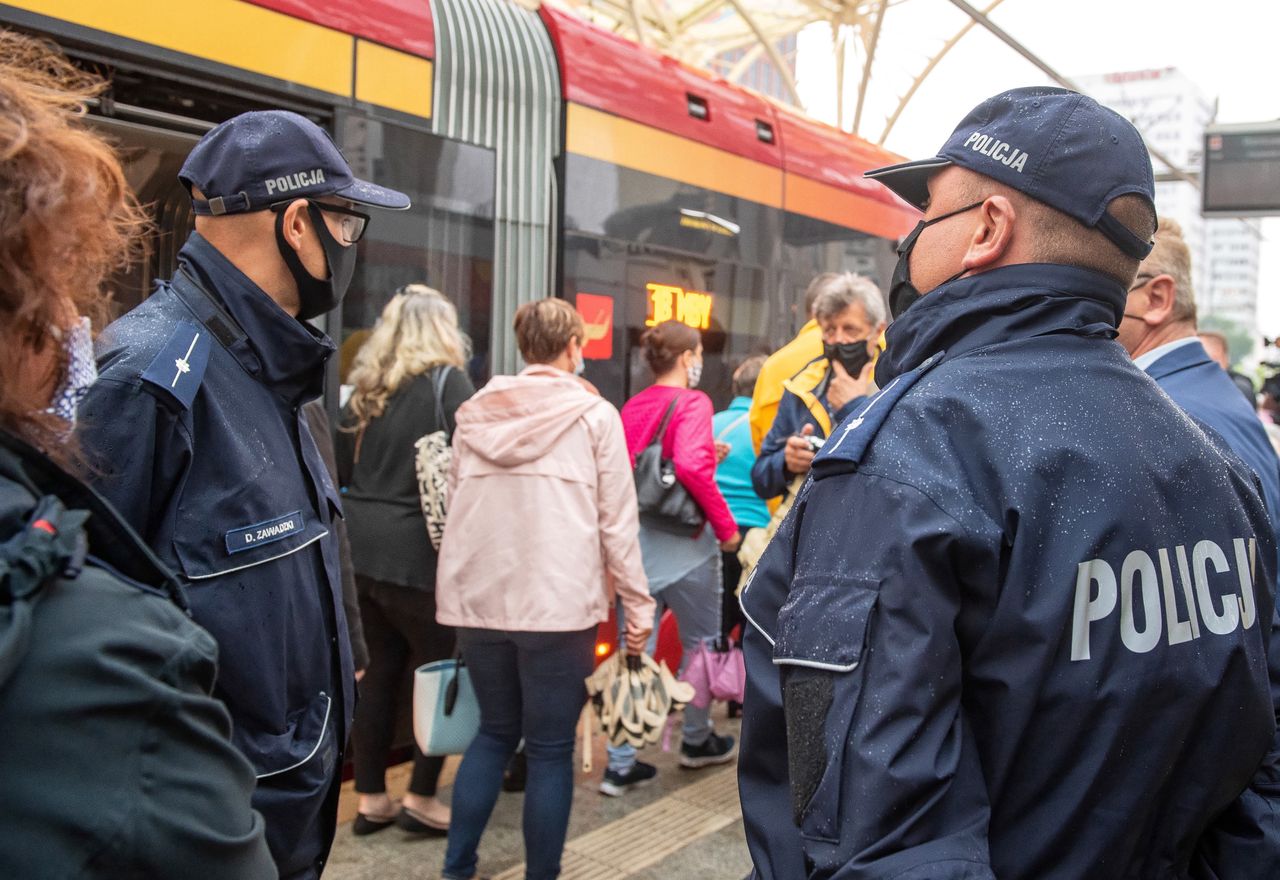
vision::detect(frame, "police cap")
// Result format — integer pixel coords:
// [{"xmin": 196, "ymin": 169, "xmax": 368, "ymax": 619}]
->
[
  {"xmin": 865, "ymin": 87, "xmax": 1156, "ymax": 259},
  {"xmin": 179, "ymin": 110, "xmax": 410, "ymax": 216}
]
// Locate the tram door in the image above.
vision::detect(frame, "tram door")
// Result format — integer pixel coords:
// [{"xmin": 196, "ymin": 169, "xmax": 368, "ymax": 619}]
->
[{"xmin": 85, "ymin": 116, "xmax": 203, "ymax": 319}]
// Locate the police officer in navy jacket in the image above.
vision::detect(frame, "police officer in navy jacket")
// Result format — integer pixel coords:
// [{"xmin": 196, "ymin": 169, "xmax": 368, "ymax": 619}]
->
[
  {"xmin": 738, "ymin": 88, "xmax": 1280, "ymax": 879},
  {"xmin": 79, "ymin": 111, "xmax": 410, "ymax": 879},
  {"xmin": 1118, "ymin": 218, "xmax": 1280, "ymax": 551}
]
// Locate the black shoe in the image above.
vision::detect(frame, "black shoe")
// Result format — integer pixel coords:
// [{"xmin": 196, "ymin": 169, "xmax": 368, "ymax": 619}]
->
[
  {"xmin": 353, "ymin": 812, "xmax": 397, "ymax": 836},
  {"xmin": 396, "ymin": 805, "xmax": 449, "ymax": 835},
  {"xmin": 598, "ymin": 761, "xmax": 658, "ymax": 797},
  {"xmin": 680, "ymin": 732, "xmax": 737, "ymax": 768}
]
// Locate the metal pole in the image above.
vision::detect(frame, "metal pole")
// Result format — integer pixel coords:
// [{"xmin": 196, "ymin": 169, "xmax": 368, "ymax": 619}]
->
[
  {"xmin": 852, "ymin": 0, "xmax": 889, "ymax": 136},
  {"xmin": 945, "ymin": 0, "xmax": 1199, "ymax": 188}
]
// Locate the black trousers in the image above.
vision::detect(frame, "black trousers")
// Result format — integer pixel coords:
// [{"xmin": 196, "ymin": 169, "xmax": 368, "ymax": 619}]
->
[
  {"xmin": 351, "ymin": 576, "xmax": 456, "ymax": 796},
  {"xmin": 721, "ymin": 545, "xmax": 747, "ymax": 642}
]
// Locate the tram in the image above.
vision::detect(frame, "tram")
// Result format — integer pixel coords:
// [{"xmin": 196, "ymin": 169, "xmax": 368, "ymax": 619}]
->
[{"xmin": 1, "ymin": 0, "xmax": 918, "ymax": 410}]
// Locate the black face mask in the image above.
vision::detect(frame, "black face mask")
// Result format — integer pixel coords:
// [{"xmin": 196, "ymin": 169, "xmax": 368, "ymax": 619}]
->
[
  {"xmin": 823, "ymin": 339, "xmax": 873, "ymax": 377},
  {"xmin": 275, "ymin": 202, "xmax": 358, "ymax": 321},
  {"xmin": 888, "ymin": 200, "xmax": 985, "ymax": 320}
]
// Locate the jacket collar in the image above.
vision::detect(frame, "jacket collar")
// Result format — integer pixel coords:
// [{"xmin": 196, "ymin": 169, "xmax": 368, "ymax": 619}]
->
[
  {"xmin": 177, "ymin": 233, "xmax": 334, "ymax": 404},
  {"xmin": 783, "ymin": 358, "xmax": 835, "ymax": 436},
  {"xmin": 876, "ymin": 262, "xmax": 1126, "ymax": 385},
  {"xmin": 1141, "ymin": 338, "xmax": 1211, "ymax": 380}
]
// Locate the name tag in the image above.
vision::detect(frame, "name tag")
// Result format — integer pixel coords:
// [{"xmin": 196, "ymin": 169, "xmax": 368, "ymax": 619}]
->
[{"xmin": 226, "ymin": 511, "xmax": 304, "ymax": 555}]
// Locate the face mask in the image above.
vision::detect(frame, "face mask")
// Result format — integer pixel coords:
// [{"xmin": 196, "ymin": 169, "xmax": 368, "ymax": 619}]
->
[
  {"xmin": 573, "ymin": 352, "xmax": 586, "ymax": 376},
  {"xmin": 275, "ymin": 202, "xmax": 358, "ymax": 321},
  {"xmin": 687, "ymin": 359, "xmax": 703, "ymax": 389},
  {"xmin": 823, "ymin": 339, "xmax": 872, "ymax": 377},
  {"xmin": 46, "ymin": 316, "xmax": 96, "ymax": 426},
  {"xmin": 888, "ymin": 200, "xmax": 985, "ymax": 319}
]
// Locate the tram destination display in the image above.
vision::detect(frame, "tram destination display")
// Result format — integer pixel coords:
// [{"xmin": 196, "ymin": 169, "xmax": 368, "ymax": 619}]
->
[{"xmin": 1202, "ymin": 121, "xmax": 1280, "ymax": 217}]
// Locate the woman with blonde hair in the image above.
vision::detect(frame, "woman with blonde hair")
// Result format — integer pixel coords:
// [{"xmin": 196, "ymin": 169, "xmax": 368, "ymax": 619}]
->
[{"xmin": 336, "ymin": 284, "xmax": 474, "ymax": 836}]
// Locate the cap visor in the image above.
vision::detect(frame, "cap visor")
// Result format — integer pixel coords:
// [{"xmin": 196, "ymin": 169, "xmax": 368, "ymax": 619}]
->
[
  {"xmin": 863, "ymin": 157, "xmax": 951, "ymax": 210},
  {"xmin": 336, "ymin": 178, "xmax": 412, "ymax": 210}
]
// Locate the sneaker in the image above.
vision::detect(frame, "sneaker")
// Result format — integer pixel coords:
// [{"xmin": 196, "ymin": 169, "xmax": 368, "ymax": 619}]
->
[
  {"xmin": 599, "ymin": 761, "xmax": 658, "ymax": 797},
  {"xmin": 680, "ymin": 732, "xmax": 737, "ymax": 769}
]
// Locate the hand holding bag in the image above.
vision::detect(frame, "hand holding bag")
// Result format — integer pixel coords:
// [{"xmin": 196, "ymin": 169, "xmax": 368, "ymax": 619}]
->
[
  {"xmin": 633, "ymin": 396, "xmax": 705, "ymax": 536},
  {"xmin": 682, "ymin": 636, "xmax": 746, "ymax": 709},
  {"xmin": 584, "ymin": 652, "xmax": 695, "ymax": 747},
  {"xmin": 413, "ymin": 657, "xmax": 480, "ymax": 756}
]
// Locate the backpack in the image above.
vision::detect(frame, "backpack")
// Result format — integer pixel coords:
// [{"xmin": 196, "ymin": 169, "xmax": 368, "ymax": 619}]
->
[{"xmin": 413, "ymin": 366, "xmax": 454, "ymax": 551}]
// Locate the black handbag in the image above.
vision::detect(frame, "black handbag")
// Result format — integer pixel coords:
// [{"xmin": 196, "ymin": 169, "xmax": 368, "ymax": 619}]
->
[{"xmin": 633, "ymin": 396, "xmax": 706, "ymax": 536}]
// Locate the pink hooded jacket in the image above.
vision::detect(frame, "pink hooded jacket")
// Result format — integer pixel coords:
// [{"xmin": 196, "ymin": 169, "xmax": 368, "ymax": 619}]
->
[{"xmin": 435, "ymin": 366, "xmax": 656, "ymax": 639}]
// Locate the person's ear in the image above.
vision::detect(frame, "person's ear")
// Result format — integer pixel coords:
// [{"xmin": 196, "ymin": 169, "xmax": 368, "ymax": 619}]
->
[
  {"xmin": 1143, "ymin": 274, "xmax": 1178, "ymax": 324},
  {"xmin": 962, "ymin": 195, "xmax": 1016, "ymax": 271},
  {"xmin": 279, "ymin": 199, "xmax": 311, "ymax": 252}
]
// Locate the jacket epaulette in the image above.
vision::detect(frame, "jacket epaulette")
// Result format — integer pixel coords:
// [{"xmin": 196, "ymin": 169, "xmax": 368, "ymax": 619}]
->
[
  {"xmin": 140, "ymin": 319, "xmax": 211, "ymax": 410},
  {"xmin": 813, "ymin": 350, "xmax": 944, "ymax": 473}
]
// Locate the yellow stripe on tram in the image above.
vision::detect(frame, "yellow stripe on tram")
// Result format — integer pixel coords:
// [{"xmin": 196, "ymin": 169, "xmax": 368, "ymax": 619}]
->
[
  {"xmin": 566, "ymin": 103, "xmax": 784, "ymax": 210},
  {"xmin": 11, "ymin": 0, "xmax": 354, "ymax": 99},
  {"xmin": 355, "ymin": 39, "xmax": 433, "ymax": 119}
]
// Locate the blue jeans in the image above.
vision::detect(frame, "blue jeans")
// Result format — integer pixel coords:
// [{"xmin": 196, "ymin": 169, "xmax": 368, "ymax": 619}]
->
[
  {"xmin": 442, "ymin": 627, "xmax": 596, "ymax": 880},
  {"xmin": 608, "ymin": 552, "xmax": 722, "ymax": 772}
]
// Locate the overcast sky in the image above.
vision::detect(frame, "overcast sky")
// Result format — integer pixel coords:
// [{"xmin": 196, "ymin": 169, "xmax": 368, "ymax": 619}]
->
[{"xmin": 794, "ymin": 0, "xmax": 1280, "ymax": 334}]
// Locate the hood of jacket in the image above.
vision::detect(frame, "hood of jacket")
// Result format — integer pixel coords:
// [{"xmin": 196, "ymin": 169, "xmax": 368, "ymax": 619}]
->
[
  {"xmin": 453, "ymin": 366, "xmax": 606, "ymax": 467},
  {"xmin": 0, "ymin": 432, "xmax": 186, "ymax": 689},
  {"xmin": 876, "ymin": 262, "xmax": 1127, "ymax": 387}
]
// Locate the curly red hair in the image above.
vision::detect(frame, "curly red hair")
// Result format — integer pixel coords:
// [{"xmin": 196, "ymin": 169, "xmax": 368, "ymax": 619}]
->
[{"xmin": 0, "ymin": 31, "xmax": 147, "ymax": 460}]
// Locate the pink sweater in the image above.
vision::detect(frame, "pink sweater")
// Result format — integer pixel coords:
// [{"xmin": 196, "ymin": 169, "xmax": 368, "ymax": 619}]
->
[{"xmin": 620, "ymin": 385, "xmax": 738, "ymax": 542}]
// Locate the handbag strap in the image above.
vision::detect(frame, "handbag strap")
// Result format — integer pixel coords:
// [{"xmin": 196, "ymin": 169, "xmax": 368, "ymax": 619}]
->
[
  {"xmin": 715, "ymin": 411, "xmax": 749, "ymax": 443},
  {"xmin": 646, "ymin": 394, "xmax": 682, "ymax": 451},
  {"xmin": 431, "ymin": 365, "xmax": 454, "ymax": 438},
  {"xmin": 444, "ymin": 652, "xmax": 465, "ymax": 716}
]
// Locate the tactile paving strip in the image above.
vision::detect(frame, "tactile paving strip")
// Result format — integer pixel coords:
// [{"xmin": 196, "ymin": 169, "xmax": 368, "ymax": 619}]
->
[{"xmin": 492, "ymin": 768, "xmax": 741, "ymax": 879}]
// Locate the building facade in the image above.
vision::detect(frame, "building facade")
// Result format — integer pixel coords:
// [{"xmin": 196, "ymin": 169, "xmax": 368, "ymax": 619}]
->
[{"xmin": 1074, "ymin": 67, "xmax": 1262, "ymax": 335}]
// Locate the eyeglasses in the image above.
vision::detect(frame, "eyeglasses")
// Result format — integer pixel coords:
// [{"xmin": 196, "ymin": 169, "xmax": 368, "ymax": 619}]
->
[
  {"xmin": 270, "ymin": 199, "xmax": 371, "ymax": 245},
  {"xmin": 1128, "ymin": 274, "xmax": 1154, "ymax": 292}
]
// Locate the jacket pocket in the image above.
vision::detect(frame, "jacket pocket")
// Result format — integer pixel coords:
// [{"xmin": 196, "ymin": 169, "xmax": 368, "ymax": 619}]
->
[
  {"xmin": 774, "ymin": 575, "xmax": 877, "ymax": 844},
  {"xmin": 244, "ymin": 689, "xmax": 334, "ymax": 781},
  {"xmin": 173, "ymin": 485, "xmax": 330, "ymax": 581}
]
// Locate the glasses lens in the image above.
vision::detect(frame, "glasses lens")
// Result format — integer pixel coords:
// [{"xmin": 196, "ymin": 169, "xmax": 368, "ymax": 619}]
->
[{"xmin": 342, "ymin": 214, "xmax": 366, "ymax": 244}]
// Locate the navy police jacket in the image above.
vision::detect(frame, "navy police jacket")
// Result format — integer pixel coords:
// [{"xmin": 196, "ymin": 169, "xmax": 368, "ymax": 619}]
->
[
  {"xmin": 739, "ymin": 263, "xmax": 1280, "ymax": 880},
  {"xmin": 79, "ymin": 234, "xmax": 353, "ymax": 877}
]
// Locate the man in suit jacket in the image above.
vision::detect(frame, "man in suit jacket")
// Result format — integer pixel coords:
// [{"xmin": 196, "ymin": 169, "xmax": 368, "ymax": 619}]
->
[{"xmin": 1118, "ymin": 217, "xmax": 1280, "ymax": 537}]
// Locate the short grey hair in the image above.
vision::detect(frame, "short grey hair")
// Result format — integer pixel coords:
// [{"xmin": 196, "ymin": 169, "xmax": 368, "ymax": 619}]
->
[
  {"xmin": 1140, "ymin": 217, "xmax": 1197, "ymax": 324},
  {"xmin": 811, "ymin": 272, "xmax": 886, "ymax": 327}
]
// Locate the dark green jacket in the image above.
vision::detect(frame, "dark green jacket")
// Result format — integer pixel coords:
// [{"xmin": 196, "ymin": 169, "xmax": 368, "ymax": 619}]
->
[{"xmin": 0, "ymin": 431, "xmax": 275, "ymax": 878}]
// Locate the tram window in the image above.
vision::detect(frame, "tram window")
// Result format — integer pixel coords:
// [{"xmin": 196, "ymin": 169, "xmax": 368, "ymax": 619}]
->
[
  {"xmin": 338, "ymin": 116, "xmax": 496, "ymax": 392},
  {"xmin": 621, "ymin": 253, "xmax": 768, "ymax": 410},
  {"xmin": 687, "ymin": 94, "xmax": 710, "ymax": 121},
  {"xmin": 87, "ymin": 116, "xmax": 202, "ymax": 318}
]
